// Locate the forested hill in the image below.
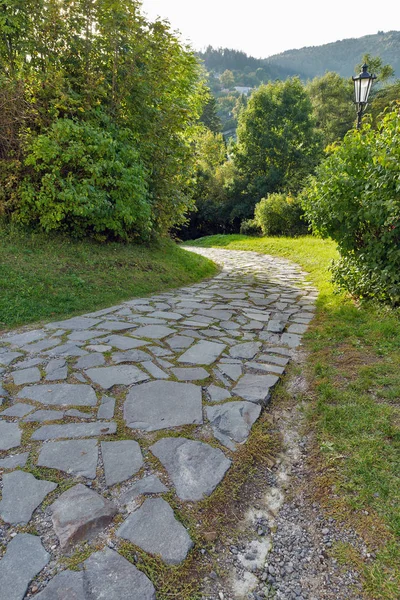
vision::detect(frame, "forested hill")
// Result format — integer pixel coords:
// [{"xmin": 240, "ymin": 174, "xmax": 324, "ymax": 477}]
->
[{"xmin": 266, "ymin": 30, "xmax": 400, "ymax": 79}]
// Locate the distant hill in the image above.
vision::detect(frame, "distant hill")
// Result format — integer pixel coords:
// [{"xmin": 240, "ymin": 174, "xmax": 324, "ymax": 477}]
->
[{"xmin": 266, "ymin": 30, "xmax": 400, "ymax": 79}]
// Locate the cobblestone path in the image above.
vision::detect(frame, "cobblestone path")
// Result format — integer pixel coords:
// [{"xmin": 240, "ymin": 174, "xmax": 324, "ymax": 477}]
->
[{"xmin": 0, "ymin": 247, "xmax": 316, "ymax": 599}]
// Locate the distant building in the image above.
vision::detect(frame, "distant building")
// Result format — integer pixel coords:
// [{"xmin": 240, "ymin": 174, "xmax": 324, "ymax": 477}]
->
[{"xmin": 234, "ymin": 86, "xmax": 253, "ymax": 95}]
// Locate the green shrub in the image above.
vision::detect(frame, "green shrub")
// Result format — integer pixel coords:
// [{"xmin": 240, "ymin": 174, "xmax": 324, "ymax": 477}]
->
[
  {"xmin": 240, "ymin": 218, "xmax": 261, "ymax": 236},
  {"xmin": 254, "ymin": 193, "xmax": 308, "ymax": 236},
  {"xmin": 302, "ymin": 106, "xmax": 400, "ymax": 304},
  {"xmin": 12, "ymin": 118, "xmax": 152, "ymax": 241}
]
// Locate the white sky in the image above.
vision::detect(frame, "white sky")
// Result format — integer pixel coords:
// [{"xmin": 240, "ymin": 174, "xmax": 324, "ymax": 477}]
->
[{"xmin": 140, "ymin": 0, "xmax": 399, "ymax": 58}]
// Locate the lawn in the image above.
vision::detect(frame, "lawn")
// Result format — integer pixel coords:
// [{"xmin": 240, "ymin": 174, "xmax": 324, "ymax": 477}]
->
[
  {"xmin": 187, "ymin": 234, "xmax": 400, "ymax": 600},
  {"xmin": 0, "ymin": 227, "xmax": 218, "ymax": 331}
]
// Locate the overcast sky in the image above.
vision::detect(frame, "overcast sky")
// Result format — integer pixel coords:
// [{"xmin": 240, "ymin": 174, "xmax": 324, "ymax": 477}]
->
[{"xmin": 140, "ymin": 0, "xmax": 398, "ymax": 58}]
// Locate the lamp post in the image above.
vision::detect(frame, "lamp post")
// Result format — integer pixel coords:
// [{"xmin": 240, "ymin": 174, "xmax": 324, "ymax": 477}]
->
[{"xmin": 352, "ymin": 64, "xmax": 377, "ymax": 129}]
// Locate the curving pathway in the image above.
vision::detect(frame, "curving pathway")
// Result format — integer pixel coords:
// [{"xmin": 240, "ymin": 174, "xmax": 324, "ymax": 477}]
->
[{"xmin": 0, "ymin": 247, "xmax": 317, "ymax": 599}]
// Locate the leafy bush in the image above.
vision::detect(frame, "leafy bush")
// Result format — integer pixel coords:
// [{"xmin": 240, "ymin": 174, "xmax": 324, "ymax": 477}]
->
[
  {"xmin": 13, "ymin": 119, "xmax": 151, "ymax": 241},
  {"xmin": 302, "ymin": 107, "xmax": 400, "ymax": 304},
  {"xmin": 254, "ymin": 193, "xmax": 308, "ymax": 236},
  {"xmin": 240, "ymin": 219, "xmax": 261, "ymax": 236}
]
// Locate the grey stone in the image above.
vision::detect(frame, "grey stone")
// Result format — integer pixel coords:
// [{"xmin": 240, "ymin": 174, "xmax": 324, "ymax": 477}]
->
[
  {"xmin": 150, "ymin": 311, "xmax": 183, "ymax": 320},
  {"xmin": 85, "ymin": 365, "xmax": 148, "ymax": 389},
  {"xmin": 34, "ymin": 570, "xmax": 85, "ymax": 600},
  {"xmin": 0, "ymin": 452, "xmax": 29, "ymax": 469},
  {"xmin": 117, "ymin": 498, "xmax": 193, "ymax": 565},
  {"xmin": 38, "ymin": 439, "xmax": 99, "ymax": 479},
  {"xmin": 244, "ymin": 312, "xmax": 271, "ymax": 322},
  {"xmin": 84, "ymin": 548, "xmax": 156, "ymax": 600},
  {"xmin": 75, "ymin": 353, "xmax": 105, "ymax": 369},
  {"xmin": 0, "ymin": 534, "xmax": 50, "ymax": 600},
  {"xmin": 1, "ymin": 329, "xmax": 46, "ymax": 347},
  {"xmin": 65, "ymin": 409, "xmax": 93, "ymax": 418},
  {"xmin": 287, "ymin": 323, "xmax": 309, "ymax": 334},
  {"xmin": 22, "ymin": 338, "xmax": 61, "ymax": 353},
  {"xmin": 0, "ymin": 421, "xmax": 21, "ymax": 450},
  {"xmin": 97, "ymin": 396, "xmax": 115, "ymax": 419},
  {"xmin": 12, "ymin": 367, "xmax": 41, "ymax": 385},
  {"xmin": 12, "ymin": 357, "xmax": 43, "ymax": 370},
  {"xmin": 112, "ymin": 349, "xmax": 151, "ymax": 363},
  {"xmin": 120, "ymin": 475, "xmax": 168, "ymax": 506},
  {"xmin": 0, "ymin": 402, "xmax": 35, "ymax": 417},
  {"xmin": 150, "ymin": 437, "xmax": 231, "ymax": 501},
  {"xmin": 218, "ymin": 362, "xmax": 242, "ymax": 381},
  {"xmin": 280, "ymin": 332, "xmax": 302, "ymax": 348},
  {"xmin": 24, "ymin": 409, "xmax": 64, "ymax": 422},
  {"xmin": 0, "ymin": 351, "xmax": 23, "ymax": 366},
  {"xmin": 206, "ymin": 401, "xmax": 261, "ymax": 449},
  {"xmin": 46, "ymin": 317, "xmax": 102, "ymax": 330},
  {"xmin": 101, "ymin": 440, "xmax": 143, "ymax": 487},
  {"xmin": 166, "ymin": 335, "xmax": 194, "ymax": 350},
  {"xmin": 124, "ymin": 381, "xmax": 202, "ymax": 431},
  {"xmin": 97, "ymin": 321, "xmax": 136, "ymax": 331},
  {"xmin": 246, "ymin": 361, "xmax": 285, "ymax": 375},
  {"xmin": 262, "ymin": 346, "xmax": 291, "ymax": 356},
  {"xmin": 267, "ymin": 320, "xmax": 287, "ymax": 333},
  {"xmin": 46, "ymin": 358, "xmax": 68, "ymax": 381},
  {"xmin": 50, "ymin": 484, "xmax": 117, "ymax": 550},
  {"xmin": 171, "ymin": 367, "xmax": 209, "ymax": 381},
  {"xmin": 44, "ymin": 343, "xmax": 88, "ymax": 357},
  {"xmin": 32, "ymin": 421, "xmax": 116, "ymax": 440},
  {"xmin": 85, "ymin": 344, "xmax": 112, "ymax": 352},
  {"xmin": 68, "ymin": 329, "xmax": 107, "ymax": 342},
  {"xmin": 233, "ymin": 374, "xmax": 279, "ymax": 404},
  {"xmin": 0, "ymin": 471, "xmax": 57, "ymax": 524},
  {"xmin": 18, "ymin": 384, "xmax": 97, "ymax": 407},
  {"xmin": 258, "ymin": 353, "xmax": 289, "ymax": 366},
  {"xmin": 101, "ymin": 335, "xmax": 149, "ymax": 350},
  {"xmin": 178, "ymin": 340, "xmax": 226, "ymax": 365},
  {"xmin": 207, "ymin": 385, "xmax": 232, "ymax": 403},
  {"xmin": 141, "ymin": 360, "xmax": 169, "ymax": 379},
  {"xmin": 130, "ymin": 325, "xmax": 175, "ymax": 339},
  {"xmin": 229, "ymin": 342, "xmax": 262, "ymax": 360}
]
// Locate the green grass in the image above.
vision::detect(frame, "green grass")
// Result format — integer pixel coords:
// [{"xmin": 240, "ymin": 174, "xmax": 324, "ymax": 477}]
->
[
  {"xmin": 0, "ymin": 227, "xmax": 218, "ymax": 330},
  {"xmin": 188, "ymin": 234, "xmax": 400, "ymax": 600}
]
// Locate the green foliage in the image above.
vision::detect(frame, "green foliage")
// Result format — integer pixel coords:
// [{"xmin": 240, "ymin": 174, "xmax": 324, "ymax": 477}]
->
[
  {"xmin": 235, "ymin": 78, "xmax": 322, "ymax": 206},
  {"xmin": 13, "ymin": 119, "xmax": 150, "ymax": 240},
  {"xmin": 307, "ymin": 72, "xmax": 355, "ymax": 146},
  {"xmin": 239, "ymin": 219, "xmax": 261, "ymax": 236},
  {"xmin": 0, "ymin": 0, "xmax": 205, "ymax": 240},
  {"xmin": 254, "ymin": 193, "xmax": 308, "ymax": 236},
  {"xmin": 302, "ymin": 106, "xmax": 400, "ymax": 304}
]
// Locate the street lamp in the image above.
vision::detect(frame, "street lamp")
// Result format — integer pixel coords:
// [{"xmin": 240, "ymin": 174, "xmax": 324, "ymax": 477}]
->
[{"xmin": 353, "ymin": 64, "xmax": 377, "ymax": 129}]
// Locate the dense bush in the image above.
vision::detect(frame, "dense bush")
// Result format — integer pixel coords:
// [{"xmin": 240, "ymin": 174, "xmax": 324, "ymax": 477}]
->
[
  {"xmin": 254, "ymin": 193, "xmax": 308, "ymax": 236},
  {"xmin": 302, "ymin": 107, "xmax": 400, "ymax": 304},
  {"xmin": 13, "ymin": 119, "xmax": 151, "ymax": 240},
  {"xmin": 240, "ymin": 219, "xmax": 261, "ymax": 236}
]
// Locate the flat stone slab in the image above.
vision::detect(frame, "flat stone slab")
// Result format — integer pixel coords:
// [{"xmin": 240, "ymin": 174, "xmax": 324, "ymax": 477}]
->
[
  {"xmin": 124, "ymin": 381, "xmax": 203, "ymax": 432},
  {"xmin": 50, "ymin": 483, "xmax": 117, "ymax": 550},
  {"xmin": 24, "ymin": 409, "xmax": 64, "ymax": 422},
  {"xmin": 0, "ymin": 402, "xmax": 35, "ymax": 417},
  {"xmin": 117, "ymin": 498, "xmax": 193, "ymax": 565},
  {"xmin": 0, "ymin": 470, "xmax": 57, "ymax": 524},
  {"xmin": 75, "ymin": 353, "xmax": 105, "ymax": 369},
  {"xmin": 0, "ymin": 452, "xmax": 29, "ymax": 470},
  {"xmin": 207, "ymin": 385, "xmax": 232, "ymax": 403},
  {"xmin": 120, "ymin": 475, "xmax": 168, "ymax": 506},
  {"xmin": 111, "ymin": 349, "xmax": 151, "ymax": 363},
  {"xmin": 166, "ymin": 335, "xmax": 194, "ymax": 350},
  {"xmin": 97, "ymin": 396, "xmax": 115, "ymax": 419},
  {"xmin": 31, "ymin": 421, "xmax": 117, "ymax": 440},
  {"xmin": 101, "ymin": 440, "xmax": 143, "ymax": 487},
  {"xmin": 18, "ymin": 384, "xmax": 97, "ymax": 407},
  {"xmin": 95, "ymin": 321, "xmax": 135, "ymax": 331},
  {"xmin": 233, "ymin": 374, "xmax": 279, "ymax": 404},
  {"xmin": 171, "ymin": 367, "xmax": 209, "ymax": 381},
  {"xmin": 0, "ymin": 421, "xmax": 22, "ymax": 450},
  {"xmin": 12, "ymin": 367, "xmax": 41, "ymax": 385},
  {"xmin": 218, "ymin": 362, "xmax": 243, "ymax": 381},
  {"xmin": 178, "ymin": 340, "xmax": 226, "ymax": 365},
  {"xmin": 38, "ymin": 439, "xmax": 99, "ymax": 479},
  {"xmin": 34, "ymin": 570, "xmax": 85, "ymax": 600},
  {"xmin": 0, "ymin": 351, "xmax": 23, "ymax": 366},
  {"xmin": 130, "ymin": 325, "xmax": 175, "ymax": 339},
  {"xmin": 85, "ymin": 365, "xmax": 149, "ymax": 389},
  {"xmin": 206, "ymin": 401, "xmax": 262, "ymax": 450},
  {"xmin": 47, "ymin": 316, "xmax": 102, "ymax": 330},
  {"xmin": 150, "ymin": 437, "xmax": 231, "ymax": 501},
  {"xmin": 100, "ymin": 335, "xmax": 149, "ymax": 350},
  {"xmin": 84, "ymin": 548, "xmax": 156, "ymax": 600},
  {"xmin": 0, "ymin": 534, "xmax": 50, "ymax": 600},
  {"xmin": 1, "ymin": 329, "xmax": 46, "ymax": 347},
  {"xmin": 229, "ymin": 342, "xmax": 262, "ymax": 359}
]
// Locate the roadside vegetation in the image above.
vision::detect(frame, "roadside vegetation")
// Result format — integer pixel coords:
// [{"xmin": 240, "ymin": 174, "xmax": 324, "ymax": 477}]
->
[
  {"xmin": 0, "ymin": 228, "xmax": 218, "ymax": 330},
  {"xmin": 188, "ymin": 234, "xmax": 400, "ymax": 600}
]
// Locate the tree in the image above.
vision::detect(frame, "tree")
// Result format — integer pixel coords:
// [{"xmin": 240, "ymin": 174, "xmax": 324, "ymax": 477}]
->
[
  {"xmin": 234, "ymin": 78, "xmax": 322, "ymax": 218},
  {"xmin": 307, "ymin": 72, "xmax": 355, "ymax": 147},
  {"xmin": 200, "ymin": 93, "xmax": 221, "ymax": 133},
  {"xmin": 220, "ymin": 69, "xmax": 235, "ymax": 89}
]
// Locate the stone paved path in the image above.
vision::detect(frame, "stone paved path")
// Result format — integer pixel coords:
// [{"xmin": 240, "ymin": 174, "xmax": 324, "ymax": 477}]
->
[{"xmin": 0, "ymin": 247, "xmax": 316, "ymax": 599}]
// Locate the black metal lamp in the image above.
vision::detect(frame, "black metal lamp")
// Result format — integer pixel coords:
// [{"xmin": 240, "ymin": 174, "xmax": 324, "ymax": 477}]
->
[{"xmin": 353, "ymin": 64, "xmax": 377, "ymax": 129}]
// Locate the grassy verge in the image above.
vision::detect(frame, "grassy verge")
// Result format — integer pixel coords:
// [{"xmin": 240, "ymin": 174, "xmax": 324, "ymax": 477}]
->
[
  {"xmin": 0, "ymin": 227, "xmax": 218, "ymax": 331},
  {"xmin": 187, "ymin": 234, "xmax": 400, "ymax": 600}
]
